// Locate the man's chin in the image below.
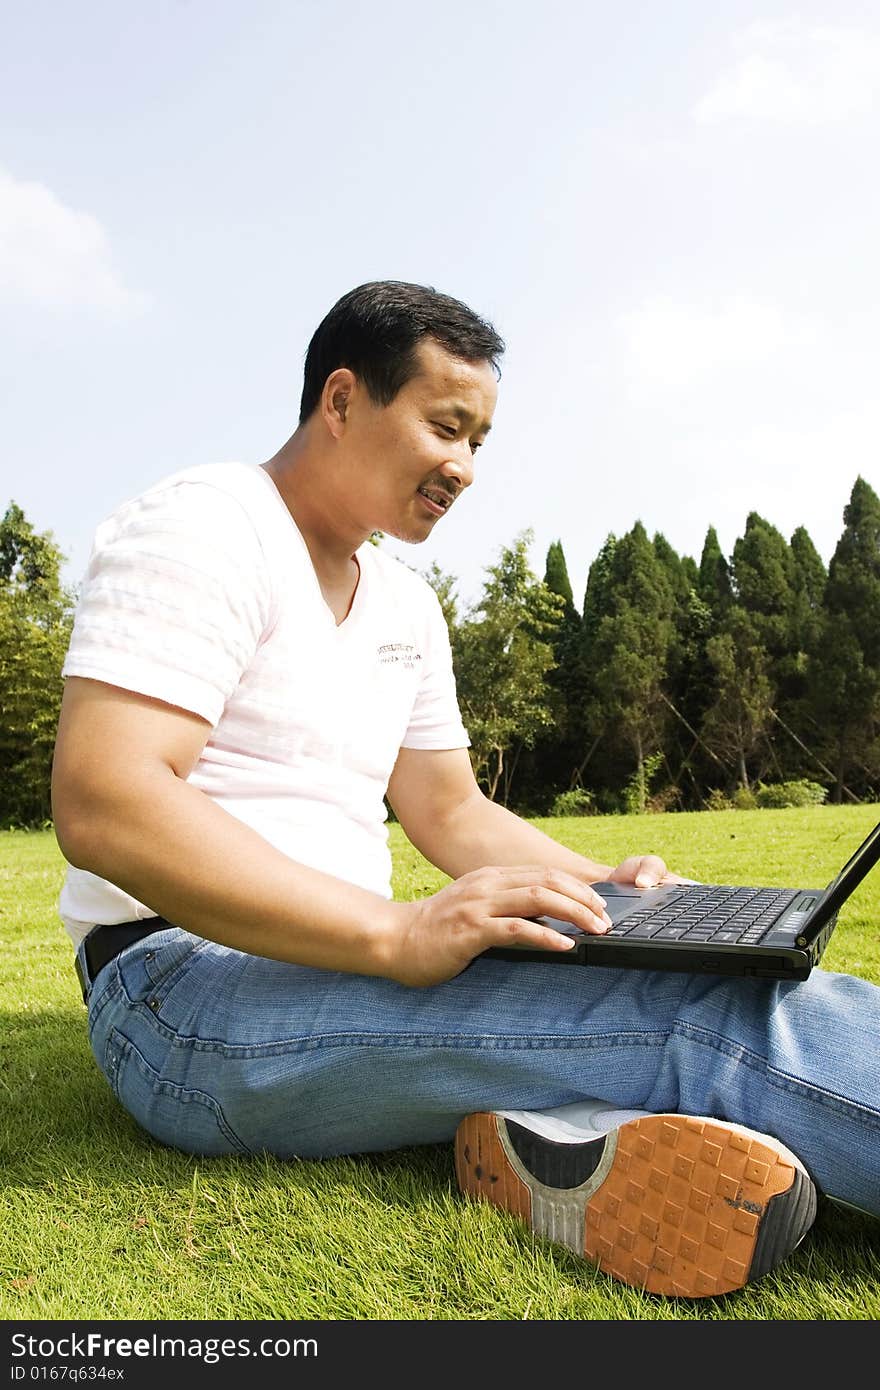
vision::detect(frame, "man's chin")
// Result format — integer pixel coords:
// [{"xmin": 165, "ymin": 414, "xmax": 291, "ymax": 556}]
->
[{"xmin": 382, "ymin": 518, "xmax": 439, "ymax": 545}]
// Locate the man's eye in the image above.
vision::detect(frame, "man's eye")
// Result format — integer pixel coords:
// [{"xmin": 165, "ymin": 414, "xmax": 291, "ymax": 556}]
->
[{"xmin": 433, "ymin": 423, "xmax": 457, "ymax": 437}]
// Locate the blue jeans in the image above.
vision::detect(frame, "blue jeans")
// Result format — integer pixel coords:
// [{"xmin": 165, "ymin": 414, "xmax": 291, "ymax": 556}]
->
[{"xmin": 80, "ymin": 927, "xmax": 880, "ymax": 1216}]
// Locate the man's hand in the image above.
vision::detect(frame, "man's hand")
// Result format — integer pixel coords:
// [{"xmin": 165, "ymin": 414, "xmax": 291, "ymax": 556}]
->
[
  {"xmin": 608, "ymin": 855, "xmax": 695, "ymax": 888},
  {"xmin": 386, "ymin": 864, "xmax": 613, "ymax": 988}
]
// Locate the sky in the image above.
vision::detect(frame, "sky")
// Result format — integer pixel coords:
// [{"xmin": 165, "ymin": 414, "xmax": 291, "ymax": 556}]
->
[{"xmin": 2, "ymin": 0, "xmax": 879, "ymax": 612}]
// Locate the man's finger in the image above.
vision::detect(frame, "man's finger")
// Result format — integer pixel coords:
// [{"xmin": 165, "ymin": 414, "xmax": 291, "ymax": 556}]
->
[
  {"xmin": 486, "ymin": 864, "xmax": 609, "ymax": 918},
  {"xmin": 634, "ymin": 854, "xmax": 669, "ymax": 888},
  {"xmin": 492, "ymin": 887, "xmax": 611, "ymax": 934},
  {"xmin": 492, "ymin": 917, "xmax": 579, "ymax": 952}
]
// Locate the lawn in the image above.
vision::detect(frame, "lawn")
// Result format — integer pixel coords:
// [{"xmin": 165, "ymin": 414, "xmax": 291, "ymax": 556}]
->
[{"xmin": 1, "ymin": 806, "xmax": 878, "ymax": 1321}]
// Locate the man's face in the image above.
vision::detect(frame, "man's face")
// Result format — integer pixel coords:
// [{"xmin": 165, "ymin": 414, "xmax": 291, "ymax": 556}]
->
[{"xmin": 338, "ymin": 337, "xmax": 498, "ymax": 544}]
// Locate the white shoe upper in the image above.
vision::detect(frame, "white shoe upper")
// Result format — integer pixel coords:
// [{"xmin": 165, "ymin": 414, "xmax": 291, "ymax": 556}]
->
[{"xmin": 496, "ymin": 1099, "xmax": 653, "ymax": 1144}]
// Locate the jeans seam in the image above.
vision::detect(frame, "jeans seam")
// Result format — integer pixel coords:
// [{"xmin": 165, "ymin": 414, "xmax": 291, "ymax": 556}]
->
[
  {"xmin": 87, "ymin": 967, "xmax": 120, "ymax": 1033},
  {"xmin": 107, "ymin": 1026, "xmax": 251, "ymax": 1155},
  {"xmin": 136, "ymin": 1025, "xmax": 673, "ymax": 1059}
]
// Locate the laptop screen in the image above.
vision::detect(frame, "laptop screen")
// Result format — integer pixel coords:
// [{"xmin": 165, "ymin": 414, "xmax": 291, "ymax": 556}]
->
[{"xmin": 805, "ymin": 819, "xmax": 880, "ymax": 934}]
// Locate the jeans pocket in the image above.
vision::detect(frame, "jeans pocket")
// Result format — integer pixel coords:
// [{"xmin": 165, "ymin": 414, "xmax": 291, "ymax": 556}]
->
[
  {"xmin": 101, "ymin": 1026, "xmax": 252, "ymax": 1158},
  {"xmin": 139, "ymin": 930, "xmax": 204, "ymax": 993}
]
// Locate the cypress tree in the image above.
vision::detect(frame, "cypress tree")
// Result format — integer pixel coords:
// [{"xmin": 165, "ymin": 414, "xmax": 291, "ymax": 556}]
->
[
  {"xmin": 575, "ymin": 534, "xmax": 621, "ymax": 804},
  {"xmin": 698, "ymin": 525, "xmax": 732, "ymax": 617},
  {"xmin": 516, "ymin": 541, "xmax": 584, "ymax": 809},
  {"xmin": 653, "ymin": 533, "xmax": 699, "ymax": 806},
  {"xmin": 544, "ymin": 539, "xmax": 576, "ymax": 617},
  {"xmin": 582, "ymin": 534, "xmax": 618, "ymax": 644},
  {"xmin": 681, "ymin": 554, "xmax": 700, "ymax": 590},
  {"xmin": 698, "ymin": 513, "xmax": 793, "ymax": 791},
  {"xmin": 590, "ymin": 522, "xmax": 675, "ymax": 811},
  {"xmin": 731, "ymin": 512, "xmax": 795, "ymax": 658},
  {"xmin": 825, "ymin": 478, "xmax": 880, "ymax": 670},
  {"xmin": 701, "ymin": 606, "xmax": 773, "ymax": 792},
  {"xmin": 791, "ymin": 526, "xmax": 827, "ymax": 613},
  {"xmin": 780, "ymin": 526, "xmax": 828, "ymax": 774},
  {"xmin": 809, "ymin": 477, "xmax": 880, "ymax": 801}
]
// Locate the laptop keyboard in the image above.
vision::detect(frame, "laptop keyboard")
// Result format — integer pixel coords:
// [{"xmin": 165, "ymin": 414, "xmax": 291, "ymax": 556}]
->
[{"xmin": 607, "ymin": 885, "xmax": 801, "ymax": 944}]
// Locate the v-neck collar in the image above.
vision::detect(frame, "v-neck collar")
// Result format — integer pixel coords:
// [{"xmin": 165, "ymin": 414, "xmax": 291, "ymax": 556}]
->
[{"xmin": 255, "ymin": 464, "xmax": 367, "ymax": 631}]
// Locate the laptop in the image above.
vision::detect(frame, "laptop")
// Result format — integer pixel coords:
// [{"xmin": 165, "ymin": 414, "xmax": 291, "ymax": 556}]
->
[{"xmin": 483, "ymin": 818, "xmax": 880, "ymax": 980}]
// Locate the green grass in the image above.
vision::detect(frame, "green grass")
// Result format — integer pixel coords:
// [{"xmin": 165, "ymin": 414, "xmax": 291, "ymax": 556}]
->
[{"xmin": 1, "ymin": 807, "xmax": 878, "ymax": 1321}]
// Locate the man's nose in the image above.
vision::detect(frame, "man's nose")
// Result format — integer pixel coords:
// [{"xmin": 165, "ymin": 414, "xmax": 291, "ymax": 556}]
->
[{"xmin": 442, "ymin": 441, "xmax": 474, "ymax": 492}]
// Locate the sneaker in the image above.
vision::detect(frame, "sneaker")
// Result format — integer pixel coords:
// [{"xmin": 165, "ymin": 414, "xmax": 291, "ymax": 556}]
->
[{"xmin": 454, "ymin": 1101, "xmax": 817, "ymax": 1298}]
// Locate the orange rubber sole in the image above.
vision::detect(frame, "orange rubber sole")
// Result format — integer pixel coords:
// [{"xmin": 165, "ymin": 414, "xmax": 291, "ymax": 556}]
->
[{"xmin": 454, "ymin": 1111, "xmax": 815, "ymax": 1298}]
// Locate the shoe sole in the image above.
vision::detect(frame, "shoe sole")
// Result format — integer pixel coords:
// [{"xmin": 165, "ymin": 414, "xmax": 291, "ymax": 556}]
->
[{"xmin": 454, "ymin": 1111, "xmax": 817, "ymax": 1298}]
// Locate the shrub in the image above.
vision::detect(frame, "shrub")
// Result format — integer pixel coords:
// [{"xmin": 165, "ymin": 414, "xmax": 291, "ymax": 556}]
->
[
  {"xmin": 705, "ymin": 788, "xmax": 732, "ymax": 811},
  {"xmin": 622, "ymin": 752, "xmax": 664, "ymax": 815},
  {"xmin": 732, "ymin": 786, "xmax": 758, "ymax": 810},
  {"xmin": 647, "ymin": 784, "xmax": 683, "ymax": 814},
  {"xmin": 550, "ymin": 787, "xmax": 595, "ymax": 817},
  {"xmin": 754, "ymin": 779, "xmax": 828, "ymax": 809}
]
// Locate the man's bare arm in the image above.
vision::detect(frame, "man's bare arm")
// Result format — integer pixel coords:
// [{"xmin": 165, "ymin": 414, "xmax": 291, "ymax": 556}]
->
[
  {"xmin": 52, "ymin": 679, "xmax": 609, "ymax": 987},
  {"xmin": 386, "ymin": 746, "xmax": 687, "ymax": 890},
  {"xmin": 52, "ymin": 677, "xmax": 407, "ymax": 975}
]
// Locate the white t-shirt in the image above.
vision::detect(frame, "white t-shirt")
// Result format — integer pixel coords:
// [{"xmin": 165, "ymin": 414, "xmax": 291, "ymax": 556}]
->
[{"xmin": 58, "ymin": 462, "xmax": 470, "ymax": 948}]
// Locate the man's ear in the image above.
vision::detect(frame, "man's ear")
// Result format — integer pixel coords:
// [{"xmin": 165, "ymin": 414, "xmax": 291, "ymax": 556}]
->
[{"xmin": 321, "ymin": 368, "xmax": 356, "ymax": 439}]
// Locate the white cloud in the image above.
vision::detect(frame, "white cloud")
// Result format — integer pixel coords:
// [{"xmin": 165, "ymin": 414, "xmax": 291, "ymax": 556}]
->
[
  {"xmin": 0, "ymin": 167, "xmax": 147, "ymax": 312},
  {"xmin": 618, "ymin": 295, "xmax": 819, "ymax": 391},
  {"xmin": 694, "ymin": 19, "xmax": 880, "ymax": 124}
]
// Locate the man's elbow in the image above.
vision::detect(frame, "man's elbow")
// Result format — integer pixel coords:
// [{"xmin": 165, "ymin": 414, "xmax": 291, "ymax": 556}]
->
[
  {"xmin": 51, "ymin": 773, "xmax": 102, "ymax": 870},
  {"xmin": 50, "ymin": 762, "xmax": 137, "ymax": 873}
]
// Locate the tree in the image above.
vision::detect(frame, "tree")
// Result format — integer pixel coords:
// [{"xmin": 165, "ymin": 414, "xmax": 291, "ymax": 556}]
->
[
  {"xmin": 420, "ymin": 559, "xmax": 460, "ymax": 630},
  {"xmin": 566, "ymin": 533, "xmax": 621, "ymax": 802},
  {"xmin": 649, "ymin": 534, "xmax": 706, "ymax": 808},
  {"xmin": 452, "ymin": 531, "xmax": 563, "ymax": 803},
  {"xmin": 823, "ymin": 478, "xmax": 880, "ymax": 671},
  {"xmin": 701, "ymin": 606, "xmax": 773, "ymax": 791},
  {"xmin": 521, "ymin": 538, "xmax": 585, "ymax": 804},
  {"xmin": 581, "ymin": 534, "xmax": 618, "ymax": 648},
  {"xmin": 0, "ymin": 503, "xmax": 76, "ymax": 826},
  {"xmin": 589, "ymin": 523, "xmax": 675, "ymax": 812},
  {"xmin": 544, "ymin": 539, "xmax": 576, "ymax": 618},
  {"xmin": 769, "ymin": 525, "xmax": 830, "ymax": 777},
  {"xmin": 653, "ymin": 534, "xmax": 696, "ymax": 688},
  {"xmin": 788, "ymin": 525, "xmax": 826, "ymax": 671},
  {"xmin": 808, "ymin": 477, "xmax": 880, "ymax": 801},
  {"xmin": 722, "ymin": 513, "xmax": 799, "ymax": 783},
  {"xmin": 731, "ymin": 512, "xmax": 795, "ymax": 663},
  {"xmin": 698, "ymin": 526, "xmax": 732, "ymax": 617},
  {"xmin": 790, "ymin": 526, "xmax": 827, "ymax": 615}
]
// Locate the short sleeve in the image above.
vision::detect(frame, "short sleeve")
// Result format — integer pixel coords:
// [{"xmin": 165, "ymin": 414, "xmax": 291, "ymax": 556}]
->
[
  {"xmin": 61, "ymin": 479, "xmax": 272, "ymax": 727},
  {"xmin": 400, "ymin": 584, "xmax": 470, "ymax": 750}
]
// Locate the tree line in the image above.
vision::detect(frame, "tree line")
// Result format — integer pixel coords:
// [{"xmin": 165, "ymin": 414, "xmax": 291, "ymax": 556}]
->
[
  {"xmin": 425, "ymin": 474, "xmax": 880, "ymax": 815},
  {"xmin": 1, "ymin": 476, "xmax": 878, "ymax": 828}
]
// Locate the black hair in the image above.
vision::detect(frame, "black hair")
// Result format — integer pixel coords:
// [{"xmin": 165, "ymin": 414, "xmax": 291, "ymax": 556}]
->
[{"xmin": 298, "ymin": 280, "xmax": 505, "ymax": 425}]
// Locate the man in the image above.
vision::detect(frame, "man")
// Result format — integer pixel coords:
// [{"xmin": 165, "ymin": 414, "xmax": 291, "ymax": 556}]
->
[{"xmin": 52, "ymin": 281, "xmax": 879, "ymax": 1301}]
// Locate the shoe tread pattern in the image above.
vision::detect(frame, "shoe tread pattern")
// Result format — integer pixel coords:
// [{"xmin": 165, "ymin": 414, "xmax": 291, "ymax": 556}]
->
[
  {"xmin": 583, "ymin": 1116, "xmax": 800, "ymax": 1297},
  {"xmin": 455, "ymin": 1112, "xmax": 814, "ymax": 1300}
]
